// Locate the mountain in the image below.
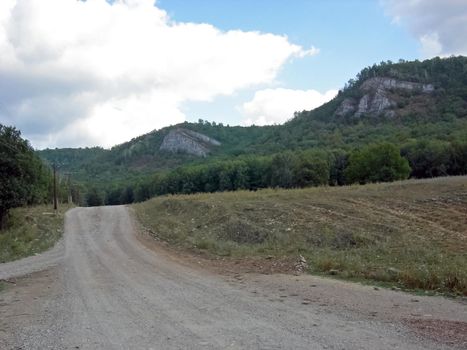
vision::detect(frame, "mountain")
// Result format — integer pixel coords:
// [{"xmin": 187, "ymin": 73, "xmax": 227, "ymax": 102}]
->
[{"xmin": 38, "ymin": 56, "xmax": 467, "ymax": 188}]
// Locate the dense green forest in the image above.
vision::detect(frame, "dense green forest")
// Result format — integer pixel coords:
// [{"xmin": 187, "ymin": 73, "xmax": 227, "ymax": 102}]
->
[
  {"xmin": 0, "ymin": 125, "xmax": 53, "ymax": 228},
  {"xmin": 83, "ymin": 141, "xmax": 467, "ymax": 207},
  {"xmin": 35, "ymin": 56, "xmax": 467, "ymax": 206}
]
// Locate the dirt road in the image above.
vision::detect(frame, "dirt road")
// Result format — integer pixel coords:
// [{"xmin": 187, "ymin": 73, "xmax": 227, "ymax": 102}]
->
[{"xmin": 0, "ymin": 206, "xmax": 465, "ymax": 349}]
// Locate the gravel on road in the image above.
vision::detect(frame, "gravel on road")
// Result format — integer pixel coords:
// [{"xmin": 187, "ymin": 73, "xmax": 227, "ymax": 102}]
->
[{"xmin": 0, "ymin": 206, "xmax": 465, "ymax": 349}]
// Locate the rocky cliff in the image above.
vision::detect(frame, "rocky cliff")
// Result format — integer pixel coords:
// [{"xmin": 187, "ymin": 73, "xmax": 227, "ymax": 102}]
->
[
  {"xmin": 160, "ymin": 128, "xmax": 221, "ymax": 157},
  {"xmin": 335, "ymin": 77, "xmax": 435, "ymax": 118}
]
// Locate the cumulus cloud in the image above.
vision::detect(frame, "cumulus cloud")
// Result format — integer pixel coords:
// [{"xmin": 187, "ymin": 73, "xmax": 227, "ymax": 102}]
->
[
  {"xmin": 383, "ymin": 0, "xmax": 467, "ymax": 57},
  {"xmin": 241, "ymin": 88, "xmax": 337, "ymax": 126},
  {"xmin": 0, "ymin": 0, "xmax": 316, "ymax": 148}
]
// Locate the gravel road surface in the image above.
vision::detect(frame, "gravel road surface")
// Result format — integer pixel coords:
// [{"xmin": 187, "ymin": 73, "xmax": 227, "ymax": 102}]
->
[{"xmin": 0, "ymin": 206, "xmax": 465, "ymax": 349}]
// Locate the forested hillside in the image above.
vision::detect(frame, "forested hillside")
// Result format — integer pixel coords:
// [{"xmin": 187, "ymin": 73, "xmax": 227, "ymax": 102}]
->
[{"xmin": 37, "ymin": 56, "xmax": 467, "ymax": 205}]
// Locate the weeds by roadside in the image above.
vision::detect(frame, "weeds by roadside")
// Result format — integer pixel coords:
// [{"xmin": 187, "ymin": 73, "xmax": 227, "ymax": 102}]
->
[
  {"xmin": 134, "ymin": 176, "xmax": 467, "ymax": 296},
  {"xmin": 0, "ymin": 204, "xmax": 71, "ymax": 263}
]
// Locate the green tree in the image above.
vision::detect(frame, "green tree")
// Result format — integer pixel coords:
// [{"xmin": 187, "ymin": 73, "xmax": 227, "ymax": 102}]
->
[
  {"xmin": 105, "ymin": 187, "xmax": 122, "ymax": 205},
  {"xmin": 329, "ymin": 150, "xmax": 348, "ymax": 186},
  {"xmin": 245, "ymin": 156, "xmax": 270, "ymax": 190},
  {"xmin": 402, "ymin": 140, "xmax": 451, "ymax": 178},
  {"xmin": 86, "ymin": 187, "xmax": 103, "ymax": 207},
  {"xmin": 294, "ymin": 150, "xmax": 330, "ymax": 187},
  {"xmin": 0, "ymin": 125, "xmax": 50, "ymax": 228},
  {"xmin": 134, "ymin": 182, "xmax": 152, "ymax": 202},
  {"xmin": 449, "ymin": 142, "xmax": 467, "ymax": 175},
  {"xmin": 218, "ymin": 165, "xmax": 234, "ymax": 191},
  {"xmin": 232, "ymin": 161, "xmax": 249, "ymax": 190},
  {"xmin": 345, "ymin": 143, "xmax": 411, "ymax": 184},
  {"xmin": 270, "ymin": 152, "xmax": 296, "ymax": 188},
  {"xmin": 119, "ymin": 186, "xmax": 135, "ymax": 204}
]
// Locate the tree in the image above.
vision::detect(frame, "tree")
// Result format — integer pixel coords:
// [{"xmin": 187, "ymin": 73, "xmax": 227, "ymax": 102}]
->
[
  {"xmin": 105, "ymin": 187, "xmax": 123, "ymax": 205},
  {"xmin": 119, "ymin": 186, "xmax": 135, "ymax": 204},
  {"xmin": 218, "ymin": 165, "xmax": 234, "ymax": 191},
  {"xmin": 86, "ymin": 187, "xmax": 103, "ymax": 207},
  {"xmin": 245, "ymin": 156, "xmax": 270, "ymax": 190},
  {"xmin": 232, "ymin": 161, "xmax": 249, "ymax": 190},
  {"xmin": 449, "ymin": 142, "xmax": 467, "ymax": 175},
  {"xmin": 294, "ymin": 150, "xmax": 330, "ymax": 187},
  {"xmin": 270, "ymin": 152, "xmax": 296, "ymax": 188},
  {"xmin": 0, "ymin": 125, "xmax": 50, "ymax": 228},
  {"xmin": 345, "ymin": 143, "xmax": 411, "ymax": 184},
  {"xmin": 329, "ymin": 150, "xmax": 348, "ymax": 186},
  {"xmin": 402, "ymin": 140, "xmax": 451, "ymax": 178},
  {"xmin": 134, "ymin": 182, "xmax": 152, "ymax": 202}
]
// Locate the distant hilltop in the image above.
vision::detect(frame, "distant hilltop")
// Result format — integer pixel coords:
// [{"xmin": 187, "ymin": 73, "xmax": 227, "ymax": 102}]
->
[{"xmin": 335, "ymin": 77, "xmax": 434, "ymax": 118}]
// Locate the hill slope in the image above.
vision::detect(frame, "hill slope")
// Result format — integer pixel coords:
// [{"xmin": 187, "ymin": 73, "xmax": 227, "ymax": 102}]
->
[{"xmin": 38, "ymin": 56, "xmax": 467, "ymax": 187}]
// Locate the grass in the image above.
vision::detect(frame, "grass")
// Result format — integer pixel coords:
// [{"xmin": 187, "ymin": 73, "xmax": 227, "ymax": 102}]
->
[
  {"xmin": 133, "ymin": 176, "xmax": 467, "ymax": 296},
  {"xmin": 0, "ymin": 204, "xmax": 70, "ymax": 263}
]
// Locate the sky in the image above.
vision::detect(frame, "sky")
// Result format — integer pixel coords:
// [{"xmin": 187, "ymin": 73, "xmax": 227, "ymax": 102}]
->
[{"xmin": 0, "ymin": 0, "xmax": 466, "ymax": 149}]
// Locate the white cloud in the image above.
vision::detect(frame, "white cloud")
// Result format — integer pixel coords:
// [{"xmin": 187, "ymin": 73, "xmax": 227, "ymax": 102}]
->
[
  {"xmin": 0, "ymin": 0, "xmax": 317, "ymax": 148},
  {"xmin": 241, "ymin": 88, "xmax": 337, "ymax": 126},
  {"xmin": 419, "ymin": 33, "xmax": 443, "ymax": 58},
  {"xmin": 296, "ymin": 46, "xmax": 320, "ymax": 58},
  {"xmin": 383, "ymin": 0, "xmax": 467, "ymax": 57}
]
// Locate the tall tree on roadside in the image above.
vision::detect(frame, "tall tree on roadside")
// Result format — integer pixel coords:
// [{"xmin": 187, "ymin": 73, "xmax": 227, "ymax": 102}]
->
[{"xmin": 0, "ymin": 124, "xmax": 50, "ymax": 229}]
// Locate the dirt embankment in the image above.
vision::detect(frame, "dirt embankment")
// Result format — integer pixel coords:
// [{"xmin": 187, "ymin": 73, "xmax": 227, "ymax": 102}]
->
[{"xmin": 134, "ymin": 176, "xmax": 467, "ymax": 295}]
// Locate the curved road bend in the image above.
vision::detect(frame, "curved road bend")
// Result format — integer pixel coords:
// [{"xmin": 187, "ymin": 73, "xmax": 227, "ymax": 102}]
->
[{"xmin": 0, "ymin": 206, "xmax": 464, "ymax": 349}]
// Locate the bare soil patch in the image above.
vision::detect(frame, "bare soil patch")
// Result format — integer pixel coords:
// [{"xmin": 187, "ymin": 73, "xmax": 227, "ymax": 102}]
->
[{"xmin": 405, "ymin": 319, "xmax": 467, "ymax": 348}]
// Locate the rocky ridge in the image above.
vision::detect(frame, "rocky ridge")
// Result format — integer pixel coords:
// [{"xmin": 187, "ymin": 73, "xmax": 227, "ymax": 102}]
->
[
  {"xmin": 159, "ymin": 128, "xmax": 221, "ymax": 157},
  {"xmin": 335, "ymin": 77, "xmax": 435, "ymax": 118}
]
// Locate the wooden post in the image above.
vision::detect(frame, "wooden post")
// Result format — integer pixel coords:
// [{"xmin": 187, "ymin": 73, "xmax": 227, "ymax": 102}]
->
[{"xmin": 53, "ymin": 164, "xmax": 58, "ymax": 211}]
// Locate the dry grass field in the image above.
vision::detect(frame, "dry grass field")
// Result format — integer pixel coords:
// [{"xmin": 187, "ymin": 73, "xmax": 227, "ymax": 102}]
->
[{"xmin": 134, "ymin": 176, "xmax": 467, "ymax": 295}]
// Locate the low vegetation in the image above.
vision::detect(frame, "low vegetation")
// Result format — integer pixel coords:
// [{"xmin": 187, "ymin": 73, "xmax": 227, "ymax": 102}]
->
[
  {"xmin": 134, "ymin": 176, "xmax": 467, "ymax": 295},
  {"xmin": 0, "ymin": 204, "xmax": 69, "ymax": 263}
]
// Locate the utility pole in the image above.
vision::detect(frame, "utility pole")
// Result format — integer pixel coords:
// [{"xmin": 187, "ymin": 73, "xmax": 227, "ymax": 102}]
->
[
  {"xmin": 65, "ymin": 172, "xmax": 72, "ymax": 204},
  {"xmin": 53, "ymin": 163, "xmax": 58, "ymax": 211}
]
